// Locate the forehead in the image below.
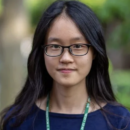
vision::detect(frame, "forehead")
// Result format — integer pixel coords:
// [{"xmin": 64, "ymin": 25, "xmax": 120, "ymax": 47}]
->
[{"xmin": 46, "ymin": 15, "xmax": 86, "ymax": 42}]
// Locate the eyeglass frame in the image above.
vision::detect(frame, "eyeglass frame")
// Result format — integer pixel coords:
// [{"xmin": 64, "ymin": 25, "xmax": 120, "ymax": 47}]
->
[{"xmin": 41, "ymin": 43, "xmax": 92, "ymax": 57}]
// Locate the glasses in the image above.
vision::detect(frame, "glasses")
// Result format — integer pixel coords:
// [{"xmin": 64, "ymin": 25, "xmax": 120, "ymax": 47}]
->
[{"xmin": 42, "ymin": 44, "xmax": 92, "ymax": 57}]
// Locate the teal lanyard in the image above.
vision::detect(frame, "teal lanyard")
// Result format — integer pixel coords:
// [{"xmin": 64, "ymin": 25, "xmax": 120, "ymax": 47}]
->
[{"xmin": 46, "ymin": 94, "xmax": 90, "ymax": 130}]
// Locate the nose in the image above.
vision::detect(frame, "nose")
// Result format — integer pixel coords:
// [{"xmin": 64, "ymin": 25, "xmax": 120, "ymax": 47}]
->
[{"xmin": 59, "ymin": 48, "xmax": 74, "ymax": 63}]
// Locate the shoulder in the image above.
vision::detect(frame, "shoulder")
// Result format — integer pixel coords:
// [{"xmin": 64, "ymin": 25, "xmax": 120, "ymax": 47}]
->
[
  {"xmin": 4, "ymin": 104, "xmax": 38, "ymax": 130},
  {"xmin": 105, "ymin": 103, "xmax": 130, "ymax": 116},
  {"xmin": 3, "ymin": 106, "xmax": 18, "ymax": 130},
  {"xmin": 105, "ymin": 103, "xmax": 130, "ymax": 129}
]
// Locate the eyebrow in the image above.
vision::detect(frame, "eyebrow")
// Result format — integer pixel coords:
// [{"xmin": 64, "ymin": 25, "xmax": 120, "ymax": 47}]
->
[
  {"xmin": 47, "ymin": 38, "xmax": 61, "ymax": 43},
  {"xmin": 47, "ymin": 37, "xmax": 86, "ymax": 43}
]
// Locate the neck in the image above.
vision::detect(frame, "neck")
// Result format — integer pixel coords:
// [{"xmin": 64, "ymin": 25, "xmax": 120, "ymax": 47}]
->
[{"xmin": 49, "ymin": 80, "xmax": 89, "ymax": 114}]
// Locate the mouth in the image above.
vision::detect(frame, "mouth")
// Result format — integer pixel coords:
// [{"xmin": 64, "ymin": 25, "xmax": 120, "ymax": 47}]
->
[{"xmin": 57, "ymin": 68, "xmax": 76, "ymax": 73}]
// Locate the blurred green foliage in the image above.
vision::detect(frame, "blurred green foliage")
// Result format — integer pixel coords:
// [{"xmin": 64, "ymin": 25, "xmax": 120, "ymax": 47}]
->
[
  {"xmin": 24, "ymin": 0, "xmax": 55, "ymax": 27},
  {"xmin": 98, "ymin": 0, "xmax": 130, "ymax": 51},
  {"xmin": 80, "ymin": 0, "xmax": 106, "ymax": 9},
  {"xmin": 109, "ymin": 61, "xmax": 130, "ymax": 108},
  {"xmin": 110, "ymin": 70, "xmax": 130, "ymax": 108},
  {"xmin": 0, "ymin": 0, "xmax": 3, "ymax": 16}
]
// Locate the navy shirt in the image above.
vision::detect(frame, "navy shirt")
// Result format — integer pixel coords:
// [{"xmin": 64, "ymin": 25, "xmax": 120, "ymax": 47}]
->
[{"xmin": 5, "ymin": 103, "xmax": 130, "ymax": 130}]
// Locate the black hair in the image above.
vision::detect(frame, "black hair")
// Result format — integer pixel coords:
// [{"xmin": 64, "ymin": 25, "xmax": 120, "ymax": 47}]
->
[{"xmin": 0, "ymin": 1, "xmax": 129, "ymax": 130}]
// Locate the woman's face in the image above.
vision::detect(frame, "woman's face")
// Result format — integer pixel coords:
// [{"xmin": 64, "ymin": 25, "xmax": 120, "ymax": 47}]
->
[{"xmin": 44, "ymin": 15, "xmax": 94, "ymax": 87}]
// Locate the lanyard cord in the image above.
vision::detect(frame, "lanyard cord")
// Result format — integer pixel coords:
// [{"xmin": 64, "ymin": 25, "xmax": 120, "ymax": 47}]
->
[{"xmin": 46, "ymin": 94, "xmax": 90, "ymax": 130}]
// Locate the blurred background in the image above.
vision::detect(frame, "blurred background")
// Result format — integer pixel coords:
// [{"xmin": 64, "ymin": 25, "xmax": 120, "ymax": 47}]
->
[{"xmin": 0, "ymin": 0, "xmax": 130, "ymax": 111}]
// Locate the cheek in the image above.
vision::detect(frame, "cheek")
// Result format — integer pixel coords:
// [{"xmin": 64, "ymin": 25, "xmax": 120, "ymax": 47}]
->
[
  {"xmin": 78, "ymin": 55, "xmax": 93, "ymax": 76},
  {"xmin": 44, "ymin": 56, "xmax": 52, "ymax": 72},
  {"xmin": 44, "ymin": 55, "xmax": 57, "ymax": 77}
]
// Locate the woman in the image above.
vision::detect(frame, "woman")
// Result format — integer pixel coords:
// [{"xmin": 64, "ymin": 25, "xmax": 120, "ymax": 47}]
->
[{"xmin": 1, "ymin": 1, "xmax": 130, "ymax": 130}]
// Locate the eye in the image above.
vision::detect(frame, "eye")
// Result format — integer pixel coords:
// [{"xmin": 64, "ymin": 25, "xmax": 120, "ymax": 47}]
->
[
  {"xmin": 50, "ymin": 45, "xmax": 61, "ymax": 49},
  {"xmin": 73, "ymin": 44, "xmax": 83, "ymax": 49}
]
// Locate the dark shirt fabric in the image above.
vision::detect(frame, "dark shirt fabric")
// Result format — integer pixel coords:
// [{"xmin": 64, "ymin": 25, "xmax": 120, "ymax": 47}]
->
[{"xmin": 5, "ymin": 103, "xmax": 130, "ymax": 130}]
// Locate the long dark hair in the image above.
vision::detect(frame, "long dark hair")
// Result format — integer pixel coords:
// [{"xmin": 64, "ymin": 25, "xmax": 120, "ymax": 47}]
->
[{"xmin": 0, "ymin": 0, "xmax": 128, "ymax": 129}]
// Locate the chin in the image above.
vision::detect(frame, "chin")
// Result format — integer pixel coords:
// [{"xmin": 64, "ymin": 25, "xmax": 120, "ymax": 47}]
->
[{"xmin": 56, "ymin": 80, "xmax": 80, "ymax": 87}]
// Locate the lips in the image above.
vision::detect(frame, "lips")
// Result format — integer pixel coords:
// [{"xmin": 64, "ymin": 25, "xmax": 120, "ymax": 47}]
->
[{"xmin": 57, "ymin": 68, "xmax": 76, "ymax": 73}]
